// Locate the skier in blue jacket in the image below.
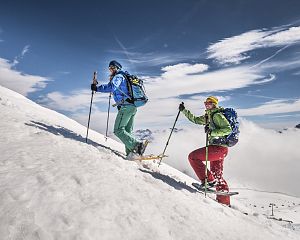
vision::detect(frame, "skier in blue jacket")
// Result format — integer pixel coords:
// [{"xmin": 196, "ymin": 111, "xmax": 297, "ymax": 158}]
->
[{"xmin": 91, "ymin": 60, "xmax": 147, "ymax": 158}]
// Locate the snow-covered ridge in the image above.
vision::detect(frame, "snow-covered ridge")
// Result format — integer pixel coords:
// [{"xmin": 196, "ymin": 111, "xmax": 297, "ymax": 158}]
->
[{"xmin": 0, "ymin": 85, "xmax": 299, "ymax": 240}]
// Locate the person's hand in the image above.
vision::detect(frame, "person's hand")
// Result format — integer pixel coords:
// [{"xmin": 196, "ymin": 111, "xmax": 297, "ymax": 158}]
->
[
  {"xmin": 179, "ymin": 102, "xmax": 185, "ymax": 111},
  {"xmin": 204, "ymin": 125, "xmax": 212, "ymax": 134},
  {"xmin": 91, "ymin": 83, "xmax": 97, "ymax": 91}
]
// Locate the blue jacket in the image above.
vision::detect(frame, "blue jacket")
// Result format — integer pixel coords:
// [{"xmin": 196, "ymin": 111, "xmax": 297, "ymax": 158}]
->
[{"xmin": 96, "ymin": 71, "xmax": 133, "ymax": 106}]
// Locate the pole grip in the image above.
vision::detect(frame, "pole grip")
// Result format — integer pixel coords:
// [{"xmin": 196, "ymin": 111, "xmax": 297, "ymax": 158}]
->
[{"xmin": 93, "ymin": 71, "xmax": 98, "ymax": 85}]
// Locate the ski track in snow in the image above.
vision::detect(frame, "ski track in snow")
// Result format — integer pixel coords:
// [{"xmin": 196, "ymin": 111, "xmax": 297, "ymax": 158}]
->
[{"xmin": 0, "ymin": 85, "xmax": 300, "ymax": 240}]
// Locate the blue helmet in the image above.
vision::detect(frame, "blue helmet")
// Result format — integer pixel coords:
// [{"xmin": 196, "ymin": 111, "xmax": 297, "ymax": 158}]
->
[{"xmin": 109, "ymin": 60, "xmax": 122, "ymax": 69}]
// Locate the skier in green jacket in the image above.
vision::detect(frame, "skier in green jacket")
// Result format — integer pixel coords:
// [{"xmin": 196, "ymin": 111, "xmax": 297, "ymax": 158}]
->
[{"xmin": 179, "ymin": 96, "xmax": 232, "ymax": 206}]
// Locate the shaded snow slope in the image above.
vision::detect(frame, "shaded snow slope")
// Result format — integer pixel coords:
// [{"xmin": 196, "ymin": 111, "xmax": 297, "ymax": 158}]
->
[{"xmin": 0, "ymin": 85, "xmax": 299, "ymax": 240}]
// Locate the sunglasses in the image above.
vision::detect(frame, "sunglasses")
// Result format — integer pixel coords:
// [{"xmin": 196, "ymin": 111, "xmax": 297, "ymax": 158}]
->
[{"xmin": 204, "ymin": 101, "xmax": 214, "ymax": 105}]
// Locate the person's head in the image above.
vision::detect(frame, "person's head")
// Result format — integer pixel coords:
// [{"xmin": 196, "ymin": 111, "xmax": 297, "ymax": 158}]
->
[
  {"xmin": 204, "ymin": 96, "xmax": 218, "ymax": 110},
  {"xmin": 108, "ymin": 60, "xmax": 122, "ymax": 75}
]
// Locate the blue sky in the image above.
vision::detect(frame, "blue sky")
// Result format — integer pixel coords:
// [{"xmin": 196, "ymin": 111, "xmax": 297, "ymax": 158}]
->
[{"xmin": 1, "ymin": 0, "xmax": 300, "ymax": 132}]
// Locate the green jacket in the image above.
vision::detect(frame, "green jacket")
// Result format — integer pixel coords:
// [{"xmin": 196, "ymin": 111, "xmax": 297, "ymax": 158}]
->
[{"xmin": 182, "ymin": 107, "xmax": 232, "ymax": 146}]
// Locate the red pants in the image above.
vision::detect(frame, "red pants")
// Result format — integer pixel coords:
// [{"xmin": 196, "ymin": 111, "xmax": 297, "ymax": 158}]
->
[{"xmin": 188, "ymin": 145, "xmax": 230, "ymax": 205}]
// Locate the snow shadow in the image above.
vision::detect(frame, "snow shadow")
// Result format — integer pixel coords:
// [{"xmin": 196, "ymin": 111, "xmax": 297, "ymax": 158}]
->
[
  {"xmin": 25, "ymin": 121, "xmax": 125, "ymax": 159},
  {"xmin": 139, "ymin": 169, "xmax": 197, "ymax": 193}
]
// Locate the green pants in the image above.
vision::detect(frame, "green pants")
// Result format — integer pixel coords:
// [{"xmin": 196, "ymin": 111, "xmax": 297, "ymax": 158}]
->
[{"xmin": 114, "ymin": 105, "xmax": 139, "ymax": 155}]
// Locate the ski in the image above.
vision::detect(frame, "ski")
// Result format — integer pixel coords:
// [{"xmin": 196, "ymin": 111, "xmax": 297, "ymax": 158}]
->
[
  {"xmin": 132, "ymin": 154, "xmax": 168, "ymax": 161},
  {"xmin": 192, "ymin": 182, "xmax": 239, "ymax": 196}
]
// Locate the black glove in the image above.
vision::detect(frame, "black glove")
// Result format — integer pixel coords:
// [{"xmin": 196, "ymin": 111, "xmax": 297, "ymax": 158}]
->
[
  {"xmin": 204, "ymin": 125, "xmax": 212, "ymax": 134},
  {"xmin": 91, "ymin": 83, "xmax": 97, "ymax": 91},
  {"xmin": 179, "ymin": 102, "xmax": 185, "ymax": 111}
]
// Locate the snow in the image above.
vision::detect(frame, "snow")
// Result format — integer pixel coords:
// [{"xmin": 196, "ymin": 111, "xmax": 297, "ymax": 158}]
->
[{"xmin": 0, "ymin": 85, "xmax": 299, "ymax": 240}]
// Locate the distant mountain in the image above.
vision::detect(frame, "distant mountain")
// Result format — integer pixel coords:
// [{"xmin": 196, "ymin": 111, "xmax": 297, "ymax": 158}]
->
[
  {"xmin": 135, "ymin": 128, "xmax": 154, "ymax": 141},
  {"xmin": 277, "ymin": 124, "xmax": 300, "ymax": 133},
  {"xmin": 135, "ymin": 128, "xmax": 184, "ymax": 141}
]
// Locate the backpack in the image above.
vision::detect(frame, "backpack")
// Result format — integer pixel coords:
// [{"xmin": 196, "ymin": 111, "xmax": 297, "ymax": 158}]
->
[
  {"xmin": 120, "ymin": 71, "xmax": 148, "ymax": 107},
  {"xmin": 211, "ymin": 108, "xmax": 240, "ymax": 147}
]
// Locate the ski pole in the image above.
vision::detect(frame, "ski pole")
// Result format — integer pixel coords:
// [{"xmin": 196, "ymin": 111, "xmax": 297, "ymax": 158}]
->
[
  {"xmin": 85, "ymin": 71, "xmax": 97, "ymax": 143},
  {"xmin": 204, "ymin": 114, "xmax": 209, "ymax": 197},
  {"xmin": 158, "ymin": 102, "xmax": 183, "ymax": 166},
  {"xmin": 104, "ymin": 92, "xmax": 112, "ymax": 141}
]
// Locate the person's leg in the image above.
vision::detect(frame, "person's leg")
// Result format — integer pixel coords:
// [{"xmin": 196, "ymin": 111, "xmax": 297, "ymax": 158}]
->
[
  {"xmin": 188, "ymin": 145, "xmax": 225, "ymax": 182},
  {"xmin": 188, "ymin": 147, "xmax": 212, "ymax": 182},
  {"xmin": 210, "ymin": 146, "xmax": 230, "ymax": 205},
  {"xmin": 210, "ymin": 159, "xmax": 228, "ymax": 189},
  {"xmin": 209, "ymin": 146, "xmax": 228, "ymax": 189},
  {"xmin": 114, "ymin": 105, "xmax": 138, "ymax": 153},
  {"xmin": 124, "ymin": 109, "xmax": 136, "ymax": 155}
]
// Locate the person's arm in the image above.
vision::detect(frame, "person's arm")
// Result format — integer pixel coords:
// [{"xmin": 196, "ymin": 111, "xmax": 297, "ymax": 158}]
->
[
  {"xmin": 97, "ymin": 81, "xmax": 113, "ymax": 93},
  {"xmin": 182, "ymin": 109, "xmax": 206, "ymax": 125},
  {"xmin": 98, "ymin": 73, "xmax": 124, "ymax": 92},
  {"xmin": 210, "ymin": 113, "xmax": 232, "ymax": 137}
]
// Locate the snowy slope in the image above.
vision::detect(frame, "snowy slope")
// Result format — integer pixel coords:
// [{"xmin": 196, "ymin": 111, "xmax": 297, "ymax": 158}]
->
[{"xmin": 0, "ymin": 85, "xmax": 299, "ymax": 240}]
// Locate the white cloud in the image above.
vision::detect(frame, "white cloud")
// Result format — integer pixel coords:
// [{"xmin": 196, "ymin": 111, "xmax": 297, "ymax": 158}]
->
[
  {"xmin": 39, "ymin": 89, "xmax": 120, "ymax": 135},
  {"xmin": 161, "ymin": 63, "xmax": 209, "ymax": 76},
  {"xmin": 145, "ymin": 63, "xmax": 273, "ymax": 100},
  {"xmin": 148, "ymin": 119, "xmax": 300, "ymax": 197},
  {"xmin": 238, "ymin": 99, "xmax": 300, "ymax": 116},
  {"xmin": 72, "ymin": 109, "xmax": 118, "ymax": 135},
  {"xmin": 21, "ymin": 45, "xmax": 30, "ymax": 55},
  {"xmin": 12, "ymin": 45, "xmax": 30, "ymax": 67},
  {"xmin": 39, "ymin": 89, "xmax": 110, "ymax": 112},
  {"xmin": 207, "ymin": 26, "xmax": 300, "ymax": 64},
  {"xmin": 0, "ymin": 57, "xmax": 48, "ymax": 96}
]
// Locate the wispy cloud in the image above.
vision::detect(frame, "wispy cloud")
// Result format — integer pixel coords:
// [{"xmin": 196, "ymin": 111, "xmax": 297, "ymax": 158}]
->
[
  {"xmin": 261, "ymin": 57, "xmax": 300, "ymax": 73},
  {"xmin": 292, "ymin": 70, "xmax": 300, "ymax": 75},
  {"xmin": 207, "ymin": 26, "xmax": 300, "ymax": 65},
  {"xmin": 269, "ymin": 113, "xmax": 300, "ymax": 118},
  {"xmin": 106, "ymin": 49, "xmax": 198, "ymax": 67},
  {"xmin": 238, "ymin": 99, "xmax": 300, "ymax": 116},
  {"xmin": 11, "ymin": 45, "xmax": 30, "ymax": 67},
  {"xmin": 242, "ymin": 92, "xmax": 285, "ymax": 101},
  {"xmin": 249, "ymin": 44, "xmax": 291, "ymax": 69},
  {"xmin": 0, "ymin": 57, "xmax": 48, "ymax": 96}
]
